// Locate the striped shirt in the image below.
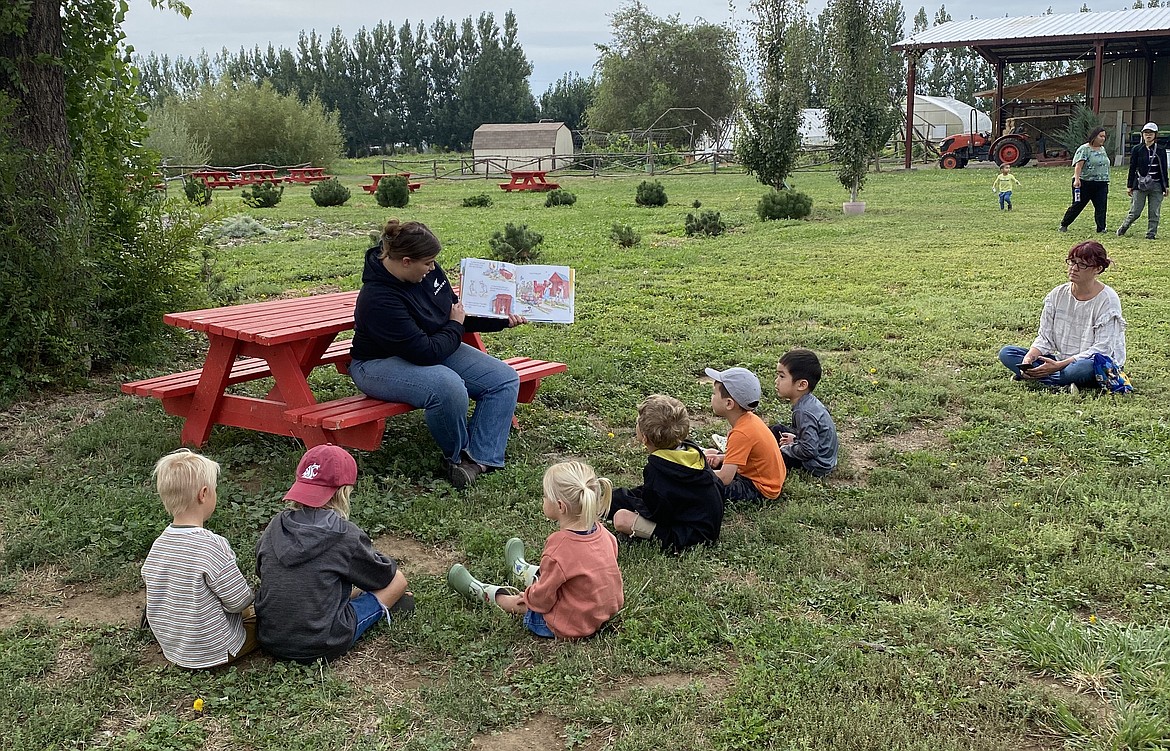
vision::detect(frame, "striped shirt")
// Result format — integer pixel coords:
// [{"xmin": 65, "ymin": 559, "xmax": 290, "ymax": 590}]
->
[{"xmin": 142, "ymin": 526, "xmax": 254, "ymax": 668}]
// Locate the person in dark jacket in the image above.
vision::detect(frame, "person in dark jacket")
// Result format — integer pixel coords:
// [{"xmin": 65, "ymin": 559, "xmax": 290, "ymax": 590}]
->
[
  {"xmin": 256, "ymin": 444, "xmax": 412, "ymax": 663},
  {"xmin": 608, "ymin": 394, "xmax": 724, "ymax": 553},
  {"xmin": 1117, "ymin": 122, "xmax": 1169, "ymax": 240},
  {"xmin": 349, "ymin": 219, "xmax": 527, "ymax": 488}
]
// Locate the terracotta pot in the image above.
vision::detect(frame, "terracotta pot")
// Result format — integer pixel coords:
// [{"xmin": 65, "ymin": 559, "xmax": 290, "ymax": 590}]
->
[{"xmin": 842, "ymin": 201, "xmax": 866, "ymax": 215}]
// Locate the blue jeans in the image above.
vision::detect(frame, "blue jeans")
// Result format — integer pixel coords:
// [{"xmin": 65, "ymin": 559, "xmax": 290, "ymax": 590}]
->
[
  {"xmin": 350, "ymin": 591, "xmax": 386, "ymax": 644},
  {"xmin": 998, "ymin": 345, "xmax": 1097, "ymax": 387},
  {"xmin": 524, "ymin": 609, "xmax": 555, "ymax": 638},
  {"xmin": 999, "ymin": 190, "xmax": 1013, "ymax": 209},
  {"xmin": 350, "ymin": 344, "xmax": 519, "ymax": 467}
]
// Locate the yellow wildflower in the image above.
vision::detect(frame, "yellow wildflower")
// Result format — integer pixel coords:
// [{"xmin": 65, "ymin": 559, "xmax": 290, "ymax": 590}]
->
[
  {"xmin": 869, "ymin": 368, "xmax": 877, "ymax": 374},
  {"xmin": 193, "ymin": 698, "xmax": 204, "ymax": 712},
  {"xmin": 607, "ymin": 432, "xmax": 615, "ymax": 438},
  {"xmin": 1020, "ymin": 456, "xmax": 1028, "ymax": 464},
  {"xmin": 1089, "ymin": 614, "xmax": 1098, "ymax": 624}
]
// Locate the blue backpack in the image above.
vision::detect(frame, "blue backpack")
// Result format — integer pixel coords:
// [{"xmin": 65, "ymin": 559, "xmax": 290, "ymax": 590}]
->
[{"xmin": 1091, "ymin": 353, "xmax": 1133, "ymax": 394}]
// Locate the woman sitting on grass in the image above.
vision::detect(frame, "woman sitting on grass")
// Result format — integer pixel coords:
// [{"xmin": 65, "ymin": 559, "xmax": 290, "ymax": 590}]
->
[{"xmin": 998, "ymin": 240, "xmax": 1126, "ymax": 394}]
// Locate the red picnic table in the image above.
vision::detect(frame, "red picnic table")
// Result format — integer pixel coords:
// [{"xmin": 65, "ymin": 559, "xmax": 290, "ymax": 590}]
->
[
  {"xmin": 191, "ymin": 170, "xmax": 240, "ymax": 189},
  {"xmin": 237, "ymin": 169, "xmax": 280, "ymax": 185},
  {"xmin": 362, "ymin": 173, "xmax": 422, "ymax": 193},
  {"xmin": 286, "ymin": 167, "xmax": 330, "ymax": 184},
  {"xmin": 121, "ymin": 292, "xmax": 566, "ymax": 451},
  {"xmin": 499, "ymin": 170, "xmax": 560, "ymax": 192}
]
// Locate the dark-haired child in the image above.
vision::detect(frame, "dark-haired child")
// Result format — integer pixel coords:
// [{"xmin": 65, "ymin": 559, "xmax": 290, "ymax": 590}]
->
[
  {"xmin": 771, "ymin": 349, "xmax": 838, "ymax": 476},
  {"xmin": 609, "ymin": 394, "xmax": 724, "ymax": 553}
]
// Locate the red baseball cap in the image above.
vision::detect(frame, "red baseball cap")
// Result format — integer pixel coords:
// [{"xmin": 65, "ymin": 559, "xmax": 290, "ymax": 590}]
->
[{"xmin": 283, "ymin": 444, "xmax": 358, "ymax": 507}]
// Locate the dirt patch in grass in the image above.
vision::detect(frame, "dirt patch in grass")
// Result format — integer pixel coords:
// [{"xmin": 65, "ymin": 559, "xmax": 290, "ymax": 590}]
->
[
  {"xmin": 1026, "ymin": 674, "xmax": 1114, "ymax": 725},
  {"xmin": 0, "ymin": 384, "xmax": 123, "ymax": 466},
  {"xmin": 0, "ymin": 565, "xmax": 144, "ymax": 629},
  {"xmin": 599, "ymin": 671, "xmax": 731, "ymax": 698},
  {"xmin": 333, "ymin": 642, "xmax": 439, "ymax": 696},
  {"xmin": 372, "ymin": 533, "xmax": 461, "ymax": 578},
  {"xmin": 471, "ymin": 713, "xmax": 609, "ymax": 751}
]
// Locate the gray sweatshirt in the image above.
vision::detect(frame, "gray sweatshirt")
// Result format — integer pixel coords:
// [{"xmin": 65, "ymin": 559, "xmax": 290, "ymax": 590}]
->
[
  {"xmin": 256, "ymin": 508, "xmax": 396, "ymax": 662},
  {"xmin": 781, "ymin": 393, "xmax": 839, "ymax": 476}
]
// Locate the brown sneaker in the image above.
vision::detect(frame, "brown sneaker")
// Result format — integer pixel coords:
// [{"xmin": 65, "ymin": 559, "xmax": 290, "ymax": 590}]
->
[{"xmin": 445, "ymin": 459, "xmax": 479, "ymax": 489}]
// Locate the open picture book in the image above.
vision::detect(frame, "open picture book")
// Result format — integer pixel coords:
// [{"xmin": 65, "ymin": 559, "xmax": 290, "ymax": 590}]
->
[{"xmin": 458, "ymin": 258, "xmax": 575, "ymax": 324}]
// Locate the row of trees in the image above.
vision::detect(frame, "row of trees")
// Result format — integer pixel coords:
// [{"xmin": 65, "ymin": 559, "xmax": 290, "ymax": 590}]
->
[{"xmin": 137, "ymin": 12, "xmax": 566, "ymax": 154}]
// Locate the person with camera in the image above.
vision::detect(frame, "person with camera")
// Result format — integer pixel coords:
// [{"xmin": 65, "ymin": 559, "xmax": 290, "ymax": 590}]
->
[{"xmin": 1117, "ymin": 122, "xmax": 1169, "ymax": 240}]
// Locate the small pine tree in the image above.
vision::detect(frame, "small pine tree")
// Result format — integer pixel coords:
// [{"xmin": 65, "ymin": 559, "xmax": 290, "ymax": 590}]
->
[
  {"xmin": 241, "ymin": 181, "xmax": 283, "ymax": 208},
  {"xmin": 311, "ymin": 178, "xmax": 351, "ymax": 207},
  {"xmin": 375, "ymin": 175, "xmax": 410, "ymax": 208},
  {"xmin": 462, "ymin": 193, "xmax": 493, "ymax": 207},
  {"xmin": 488, "ymin": 223, "xmax": 544, "ymax": 263},
  {"xmin": 685, "ymin": 210, "xmax": 726, "ymax": 237},
  {"xmin": 183, "ymin": 177, "xmax": 212, "ymax": 206},
  {"xmin": 544, "ymin": 189, "xmax": 577, "ymax": 207},
  {"xmin": 611, "ymin": 223, "xmax": 641, "ymax": 248},
  {"xmin": 757, "ymin": 189, "xmax": 813, "ymax": 221},
  {"xmin": 635, "ymin": 180, "xmax": 668, "ymax": 207}
]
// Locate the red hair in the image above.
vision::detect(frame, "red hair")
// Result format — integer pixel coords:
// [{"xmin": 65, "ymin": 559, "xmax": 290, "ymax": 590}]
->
[{"xmin": 1066, "ymin": 240, "xmax": 1111, "ymax": 271}]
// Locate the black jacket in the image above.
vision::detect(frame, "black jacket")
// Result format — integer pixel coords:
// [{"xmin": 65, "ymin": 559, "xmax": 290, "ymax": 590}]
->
[
  {"xmin": 350, "ymin": 245, "xmax": 508, "ymax": 365},
  {"xmin": 1127, "ymin": 142, "xmax": 1169, "ymax": 191},
  {"xmin": 612, "ymin": 441, "xmax": 725, "ymax": 553},
  {"xmin": 256, "ymin": 508, "xmax": 397, "ymax": 662}
]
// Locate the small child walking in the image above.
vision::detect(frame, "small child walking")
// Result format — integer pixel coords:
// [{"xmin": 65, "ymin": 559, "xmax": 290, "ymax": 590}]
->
[
  {"xmin": 447, "ymin": 460, "xmax": 624, "ymax": 639},
  {"xmin": 256, "ymin": 444, "xmax": 412, "ymax": 663},
  {"xmin": 992, "ymin": 164, "xmax": 1021, "ymax": 210},
  {"xmin": 141, "ymin": 449, "xmax": 256, "ymax": 669}
]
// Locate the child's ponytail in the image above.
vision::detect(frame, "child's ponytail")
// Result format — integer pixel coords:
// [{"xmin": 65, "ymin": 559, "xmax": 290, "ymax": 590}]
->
[{"xmin": 543, "ymin": 461, "xmax": 612, "ymax": 525}]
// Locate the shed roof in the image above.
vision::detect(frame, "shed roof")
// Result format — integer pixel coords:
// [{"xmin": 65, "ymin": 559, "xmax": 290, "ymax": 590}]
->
[
  {"xmin": 973, "ymin": 70, "xmax": 1088, "ymax": 100},
  {"xmin": 472, "ymin": 122, "xmax": 567, "ymax": 151},
  {"xmin": 893, "ymin": 8, "xmax": 1170, "ymax": 62}
]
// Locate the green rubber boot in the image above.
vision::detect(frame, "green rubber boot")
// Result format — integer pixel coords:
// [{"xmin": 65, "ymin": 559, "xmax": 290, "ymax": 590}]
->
[
  {"xmin": 504, "ymin": 537, "xmax": 539, "ymax": 587},
  {"xmin": 447, "ymin": 564, "xmax": 516, "ymax": 608}
]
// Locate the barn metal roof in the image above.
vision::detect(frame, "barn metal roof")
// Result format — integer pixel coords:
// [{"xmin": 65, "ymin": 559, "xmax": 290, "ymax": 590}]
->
[
  {"xmin": 893, "ymin": 8, "xmax": 1170, "ymax": 62},
  {"xmin": 472, "ymin": 122, "xmax": 567, "ymax": 151}
]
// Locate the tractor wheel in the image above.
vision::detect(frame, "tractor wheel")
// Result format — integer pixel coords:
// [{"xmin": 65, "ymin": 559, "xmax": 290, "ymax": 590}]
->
[
  {"xmin": 994, "ymin": 140, "xmax": 1027, "ymax": 167},
  {"xmin": 939, "ymin": 153, "xmax": 960, "ymax": 170}
]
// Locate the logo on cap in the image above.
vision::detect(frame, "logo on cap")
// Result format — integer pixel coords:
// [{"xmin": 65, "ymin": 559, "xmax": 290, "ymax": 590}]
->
[{"xmin": 301, "ymin": 463, "xmax": 321, "ymax": 480}]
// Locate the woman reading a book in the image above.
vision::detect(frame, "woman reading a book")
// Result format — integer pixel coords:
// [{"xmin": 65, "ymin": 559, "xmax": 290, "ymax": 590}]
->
[{"xmin": 349, "ymin": 219, "xmax": 527, "ymax": 488}]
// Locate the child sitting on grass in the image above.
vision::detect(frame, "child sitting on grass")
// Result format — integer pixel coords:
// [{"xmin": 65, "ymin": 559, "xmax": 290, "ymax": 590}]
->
[
  {"xmin": 609, "ymin": 394, "xmax": 724, "ymax": 552},
  {"xmin": 770, "ymin": 349, "xmax": 839, "ymax": 476},
  {"xmin": 142, "ymin": 449, "xmax": 256, "ymax": 669},
  {"xmin": 703, "ymin": 367, "xmax": 786, "ymax": 502},
  {"xmin": 446, "ymin": 460, "xmax": 624, "ymax": 639},
  {"xmin": 256, "ymin": 444, "xmax": 412, "ymax": 663}
]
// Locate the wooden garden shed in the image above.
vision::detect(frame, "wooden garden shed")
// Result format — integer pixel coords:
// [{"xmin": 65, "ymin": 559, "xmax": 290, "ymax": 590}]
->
[{"xmin": 471, "ymin": 122, "xmax": 575, "ymax": 175}]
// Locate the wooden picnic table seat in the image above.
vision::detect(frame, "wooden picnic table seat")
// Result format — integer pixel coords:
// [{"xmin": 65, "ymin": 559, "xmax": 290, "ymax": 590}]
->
[
  {"xmin": 283, "ymin": 356, "xmax": 567, "ymax": 451},
  {"xmin": 122, "ymin": 338, "xmax": 355, "ymax": 401}
]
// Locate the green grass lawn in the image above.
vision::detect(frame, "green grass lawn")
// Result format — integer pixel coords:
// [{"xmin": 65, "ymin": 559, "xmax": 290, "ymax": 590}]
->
[{"xmin": 3, "ymin": 162, "xmax": 1170, "ymax": 750}]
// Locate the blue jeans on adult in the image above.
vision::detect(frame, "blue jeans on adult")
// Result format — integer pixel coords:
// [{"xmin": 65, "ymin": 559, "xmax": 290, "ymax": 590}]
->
[
  {"xmin": 998, "ymin": 345, "xmax": 1097, "ymax": 387},
  {"xmin": 349, "ymin": 343, "xmax": 520, "ymax": 467}
]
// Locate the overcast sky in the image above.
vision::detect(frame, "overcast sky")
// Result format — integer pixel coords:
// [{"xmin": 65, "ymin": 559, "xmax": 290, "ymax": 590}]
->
[{"xmin": 123, "ymin": 1, "xmax": 1128, "ymax": 94}]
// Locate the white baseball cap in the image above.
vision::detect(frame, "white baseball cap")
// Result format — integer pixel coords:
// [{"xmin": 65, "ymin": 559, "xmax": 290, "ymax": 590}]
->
[{"xmin": 1142, "ymin": 122, "xmax": 1159, "ymax": 132}]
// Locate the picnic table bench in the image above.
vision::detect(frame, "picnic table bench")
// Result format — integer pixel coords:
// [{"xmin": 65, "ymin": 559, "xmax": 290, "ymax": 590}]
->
[
  {"xmin": 361, "ymin": 173, "xmax": 422, "ymax": 194},
  {"xmin": 286, "ymin": 167, "xmax": 331, "ymax": 184},
  {"xmin": 121, "ymin": 291, "xmax": 566, "ymax": 451},
  {"xmin": 237, "ymin": 169, "xmax": 280, "ymax": 185},
  {"xmin": 499, "ymin": 170, "xmax": 560, "ymax": 192},
  {"xmin": 191, "ymin": 170, "xmax": 241, "ymax": 189}
]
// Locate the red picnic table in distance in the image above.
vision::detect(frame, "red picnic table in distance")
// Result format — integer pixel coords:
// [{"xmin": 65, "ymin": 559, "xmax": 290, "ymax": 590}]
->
[
  {"xmin": 236, "ymin": 169, "xmax": 279, "ymax": 185},
  {"xmin": 191, "ymin": 170, "xmax": 240, "ymax": 189},
  {"xmin": 499, "ymin": 170, "xmax": 560, "ymax": 192},
  {"xmin": 286, "ymin": 167, "xmax": 330, "ymax": 184},
  {"xmin": 362, "ymin": 173, "xmax": 422, "ymax": 193}
]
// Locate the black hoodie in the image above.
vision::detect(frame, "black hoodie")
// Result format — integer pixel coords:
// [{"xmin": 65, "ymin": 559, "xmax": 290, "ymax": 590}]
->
[
  {"xmin": 611, "ymin": 441, "xmax": 725, "ymax": 553},
  {"xmin": 255, "ymin": 507, "xmax": 397, "ymax": 662},
  {"xmin": 350, "ymin": 245, "xmax": 508, "ymax": 365}
]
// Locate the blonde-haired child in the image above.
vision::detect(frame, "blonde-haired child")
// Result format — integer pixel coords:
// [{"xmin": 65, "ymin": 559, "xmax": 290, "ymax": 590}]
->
[
  {"xmin": 256, "ymin": 444, "xmax": 412, "ymax": 663},
  {"xmin": 141, "ymin": 449, "xmax": 256, "ymax": 668},
  {"xmin": 447, "ymin": 460, "xmax": 624, "ymax": 639}
]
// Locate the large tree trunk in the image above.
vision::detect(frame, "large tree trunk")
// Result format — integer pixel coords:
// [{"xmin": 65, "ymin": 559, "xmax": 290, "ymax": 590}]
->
[{"xmin": 0, "ymin": 0, "xmax": 74, "ymax": 197}]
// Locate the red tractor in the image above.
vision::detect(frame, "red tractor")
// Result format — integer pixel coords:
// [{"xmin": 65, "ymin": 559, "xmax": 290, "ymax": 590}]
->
[{"xmin": 938, "ymin": 128, "xmax": 1032, "ymax": 169}]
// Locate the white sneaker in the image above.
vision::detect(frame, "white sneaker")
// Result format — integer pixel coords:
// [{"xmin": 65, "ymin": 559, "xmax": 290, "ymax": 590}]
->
[
  {"xmin": 710, "ymin": 433, "xmax": 727, "ymax": 452},
  {"xmin": 1069, "ymin": 383, "xmax": 1080, "ymax": 396}
]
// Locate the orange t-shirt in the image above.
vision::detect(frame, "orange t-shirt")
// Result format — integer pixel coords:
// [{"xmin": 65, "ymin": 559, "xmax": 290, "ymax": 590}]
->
[{"xmin": 724, "ymin": 411, "xmax": 786, "ymax": 499}]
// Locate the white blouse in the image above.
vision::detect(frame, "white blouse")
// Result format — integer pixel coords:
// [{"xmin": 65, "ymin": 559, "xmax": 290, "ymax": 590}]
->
[{"xmin": 1031, "ymin": 283, "xmax": 1126, "ymax": 365}]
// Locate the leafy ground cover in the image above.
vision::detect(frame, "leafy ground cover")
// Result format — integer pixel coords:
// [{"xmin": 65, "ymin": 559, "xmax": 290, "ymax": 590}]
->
[{"xmin": 2, "ymin": 163, "xmax": 1170, "ymax": 750}]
